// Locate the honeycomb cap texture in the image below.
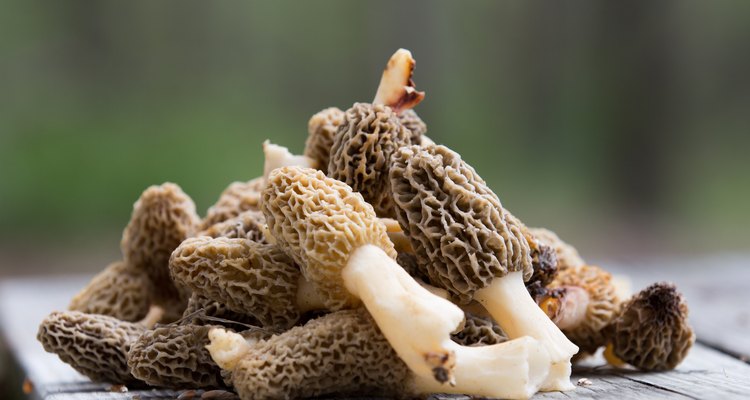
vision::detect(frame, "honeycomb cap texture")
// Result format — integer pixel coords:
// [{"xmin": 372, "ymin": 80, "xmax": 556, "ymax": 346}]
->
[
  {"xmin": 304, "ymin": 107, "xmax": 345, "ymax": 170},
  {"xmin": 550, "ymin": 265, "xmax": 620, "ymax": 354},
  {"xmin": 231, "ymin": 308, "xmax": 410, "ymax": 400},
  {"xmin": 201, "ymin": 177, "xmax": 265, "ymax": 229},
  {"xmin": 198, "ymin": 210, "xmax": 267, "ymax": 243},
  {"xmin": 261, "ymin": 166, "xmax": 397, "ymax": 310},
  {"xmin": 451, "ymin": 313, "xmax": 508, "ymax": 347},
  {"xmin": 529, "ymin": 228, "xmax": 585, "ymax": 271},
  {"xmin": 398, "ymin": 109, "xmax": 427, "ymax": 139},
  {"xmin": 327, "ymin": 102, "xmax": 418, "ymax": 217},
  {"xmin": 389, "ymin": 145, "xmax": 532, "ymax": 303},
  {"xmin": 68, "ymin": 261, "xmax": 152, "ymax": 322},
  {"xmin": 37, "ymin": 311, "xmax": 144, "ymax": 384},
  {"xmin": 170, "ymin": 236, "xmax": 301, "ymax": 329},
  {"xmin": 182, "ymin": 293, "xmax": 261, "ymax": 329},
  {"xmin": 609, "ymin": 282, "xmax": 694, "ymax": 371},
  {"xmin": 128, "ymin": 324, "xmax": 223, "ymax": 388}
]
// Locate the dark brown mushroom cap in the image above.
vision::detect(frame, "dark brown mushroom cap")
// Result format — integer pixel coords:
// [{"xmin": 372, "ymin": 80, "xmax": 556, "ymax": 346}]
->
[
  {"xmin": 529, "ymin": 228, "xmax": 584, "ymax": 271},
  {"xmin": 327, "ymin": 102, "xmax": 418, "ymax": 217},
  {"xmin": 399, "ymin": 109, "xmax": 427, "ymax": 140},
  {"xmin": 261, "ymin": 166, "xmax": 397, "ymax": 310},
  {"xmin": 68, "ymin": 261, "xmax": 152, "ymax": 322},
  {"xmin": 389, "ymin": 145, "xmax": 533, "ymax": 303},
  {"xmin": 231, "ymin": 308, "xmax": 410, "ymax": 400},
  {"xmin": 608, "ymin": 282, "xmax": 694, "ymax": 371},
  {"xmin": 304, "ymin": 107, "xmax": 345, "ymax": 170},
  {"xmin": 550, "ymin": 265, "xmax": 621, "ymax": 354},
  {"xmin": 169, "ymin": 237, "xmax": 301, "ymax": 330},
  {"xmin": 523, "ymin": 227, "xmax": 559, "ymax": 291},
  {"xmin": 451, "ymin": 313, "xmax": 508, "ymax": 347},
  {"xmin": 37, "ymin": 311, "xmax": 144, "ymax": 384},
  {"xmin": 127, "ymin": 324, "xmax": 224, "ymax": 389},
  {"xmin": 201, "ymin": 177, "xmax": 265, "ymax": 230},
  {"xmin": 198, "ymin": 210, "xmax": 267, "ymax": 243}
]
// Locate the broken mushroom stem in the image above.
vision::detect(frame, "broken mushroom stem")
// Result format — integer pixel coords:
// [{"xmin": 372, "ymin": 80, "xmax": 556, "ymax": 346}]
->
[
  {"xmin": 537, "ymin": 286, "xmax": 590, "ymax": 330},
  {"xmin": 262, "ymin": 140, "xmax": 316, "ymax": 179},
  {"xmin": 373, "ymin": 48, "xmax": 425, "ymax": 113}
]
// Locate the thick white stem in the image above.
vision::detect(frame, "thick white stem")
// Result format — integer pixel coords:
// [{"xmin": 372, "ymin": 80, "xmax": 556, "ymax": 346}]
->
[
  {"xmin": 206, "ymin": 328, "xmax": 257, "ymax": 371},
  {"xmin": 475, "ymin": 271, "xmax": 577, "ymax": 391},
  {"xmin": 342, "ymin": 245, "xmax": 464, "ymax": 384},
  {"xmin": 409, "ymin": 337, "xmax": 551, "ymax": 399},
  {"xmin": 263, "ymin": 140, "xmax": 316, "ymax": 178}
]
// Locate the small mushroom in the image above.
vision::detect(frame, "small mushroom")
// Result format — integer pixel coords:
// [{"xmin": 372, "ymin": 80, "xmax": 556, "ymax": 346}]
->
[
  {"xmin": 605, "ymin": 282, "xmax": 694, "ymax": 371},
  {"xmin": 201, "ymin": 177, "xmax": 265, "ymax": 230},
  {"xmin": 389, "ymin": 144, "xmax": 578, "ymax": 390},
  {"xmin": 304, "ymin": 107, "xmax": 345, "ymax": 170},
  {"xmin": 197, "ymin": 210, "xmax": 267, "ymax": 243},
  {"xmin": 37, "ymin": 307, "xmax": 162, "ymax": 384},
  {"xmin": 529, "ymin": 228, "xmax": 585, "ymax": 271},
  {"xmin": 208, "ymin": 308, "xmax": 552, "ymax": 400}
]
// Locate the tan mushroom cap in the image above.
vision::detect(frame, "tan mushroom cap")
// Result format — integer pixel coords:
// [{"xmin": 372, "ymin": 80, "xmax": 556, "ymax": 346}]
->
[
  {"xmin": 170, "ymin": 236, "xmax": 302, "ymax": 330},
  {"xmin": 261, "ymin": 166, "xmax": 397, "ymax": 310},
  {"xmin": 201, "ymin": 177, "xmax": 265, "ymax": 229},
  {"xmin": 127, "ymin": 324, "xmax": 224, "ymax": 389},
  {"xmin": 529, "ymin": 228, "xmax": 585, "ymax": 271},
  {"xmin": 68, "ymin": 261, "xmax": 152, "ymax": 322},
  {"xmin": 389, "ymin": 144, "xmax": 533, "ymax": 303},
  {"xmin": 451, "ymin": 313, "xmax": 508, "ymax": 347},
  {"xmin": 608, "ymin": 282, "xmax": 695, "ymax": 371},
  {"xmin": 198, "ymin": 209, "xmax": 267, "ymax": 243},
  {"xmin": 181, "ymin": 293, "xmax": 261, "ymax": 329},
  {"xmin": 549, "ymin": 265, "xmax": 621, "ymax": 354},
  {"xmin": 304, "ymin": 107, "xmax": 345, "ymax": 170},
  {"xmin": 327, "ymin": 102, "xmax": 419, "ymax": 217},
  {"xmin": 230, "ymin": 308, "xmax": 411, "ymax": 400},
  {"xmin": 37, "ymin": 311, "xmax": 144, "ymax": 384},
  {"xmin": 399, "ymin": 109, "xmax": 427, "ymax": 139}
]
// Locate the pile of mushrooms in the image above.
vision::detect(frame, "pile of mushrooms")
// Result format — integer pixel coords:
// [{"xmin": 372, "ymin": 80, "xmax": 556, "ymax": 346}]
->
[{"xmin": 37, "ymin": 49, "xmax": 695, "ymax": 400}]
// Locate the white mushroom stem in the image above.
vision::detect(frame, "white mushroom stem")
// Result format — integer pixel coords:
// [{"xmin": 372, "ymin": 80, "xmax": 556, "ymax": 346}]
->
[
  {"xmin": 138, "ymin": 305, "xmax": 165, "ymax": 329},
  {"xmin": 539, "ymin": 286, "xmax": 589, "ymax": 330},
  {"xmin": 409, "ymin": 337, "xmax": 552, "ymax": 400},
  {"xmin": 379, "ymin": 217, "xmax": 413, "ymax": 253},
  {"xmin": 342, "ymin": 244, "xmax": 464, "ymax": 383},
  {"xmin": 295, "ymin": 275, "xmax": 328, "ymax": 313},
  {"xmin": 373, "ymin": 49, "xmax": 425, "ymax": 113},
  {"xmin": 474, "ymin": 271, "xmax": 578, "ymax": 390},
  {"xmin": 262, "ymin": 141, "xmax": 316, "ymax": 179},
  {"xmin": 420, "ymin": 135, "xmax": 436, "ymax": 146},
  {"xmin": 206, "ymin": 328, "xmax": 257, "ymax": 371}
]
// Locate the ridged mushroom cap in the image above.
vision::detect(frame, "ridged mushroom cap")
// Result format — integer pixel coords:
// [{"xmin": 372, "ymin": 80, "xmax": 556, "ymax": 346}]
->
[
  {"xmin": 201, "ymin": 177, "xmax": 265, "ymax": 229},
  {"xmin": 181, "ymin": 293, "xmax": 261, "ymax": 329},
  {"xmin": 37, "ymin": 311, "xmax": 144, "ymax": 384},
  {"xmin": 609, "ymin": 282, "xmax": 694, "ymax": 371},
  {"xmin": 529, "ymin": 228, "xmax": 585, "ymax": 271},
  {"xmin": 399, "ymin": 109, "xmax": 427, "ymax": 139},
  {"xmin": 389, "ymin": 145, "xmax": 532, "ymax": 303},
  {"xmin": 198, "ymin": 209, "xmax": 266, "ymax": 243},
  {"xmin": 304, "ymin": 107, "xmax": 345, "ymax": 170},
  {"xmin": 68, "ymin": 261, "xmax": 152, "ymax": 322},
  {"xmin": 550, "ymin": 265, "xmax": 621, "ymax": 353},
  {"xmin": 170, "ymin": 237, "xmax": 302, "ymax": 330},
  {"xmin": 261, "ymin": 166, "xmax": 397, "ymax": 310},
  {"xmin": 327, "ymin": 102, "xmax": 418, "ymax": 217},
  {"xmin": 231, "ymin": 308, "xmax": 410, "ymax": 400},
  {"xmin": 451, "ymin": 313, "xmax": 508, "ymax": 347},
  {"xmin": 128, "ymin": 324, "xmax": 224, "ymax": 388},
  {"xmin": 524, "ymin": 228, "xmax": 559, "ymax": 289}
]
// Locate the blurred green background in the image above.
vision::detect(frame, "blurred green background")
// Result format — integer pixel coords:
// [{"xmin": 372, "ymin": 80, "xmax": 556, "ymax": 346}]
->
[{"xmin": 1, "ymin": 0, "xmax": 749, "ymax": 276}]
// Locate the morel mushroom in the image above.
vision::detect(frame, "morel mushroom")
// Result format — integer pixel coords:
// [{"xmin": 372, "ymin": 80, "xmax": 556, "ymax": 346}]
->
[
  {"xmin": 198, "ymin": 209, "xmax": 267, "ymax": 243},
  {"xmin": 529, "ymin": 228, "xmax": 585, "ymax": 271},
  {"xmin": 170, "ymin": 237, "xmax": 325, "ymax": 330},
  {"xmin": 181, "ymin": 293, "xmax": 261, "ymax": 329},
  {"xmin": 209, "ymin": 308, "xmax": 551, "ymax": 400},
  {"xmin": 451, "ymin": 313, "xmax": 508, "ymax": 347},
  {"xmin": 202, "ymin": 177, "xmax": 265, "ymax": 230},
  {"xmin": 304, "ymin": 107, "xmax": 345, "ymax": 170},
  {"xmin": 37, "ymin": 307, "xmax": 162, "ymax": 384},
  {"xmin": 389, "ymin": 144, "xmax": 578, "ymax": 390},
  {"xmin": 605, "ymin": 282, "xmax": 694, "ymax": 371}
]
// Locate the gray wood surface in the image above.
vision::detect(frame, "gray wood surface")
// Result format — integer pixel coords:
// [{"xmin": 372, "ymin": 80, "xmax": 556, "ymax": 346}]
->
[{"xmin": 1, "ymin": 253, "xmax": 749, "ymax": 399}]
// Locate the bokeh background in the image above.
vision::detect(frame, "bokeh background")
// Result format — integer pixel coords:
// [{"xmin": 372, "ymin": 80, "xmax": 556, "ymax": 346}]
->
[{"xmin": 1, "ymin": 0, "xmax": 749, "ymax": 279}]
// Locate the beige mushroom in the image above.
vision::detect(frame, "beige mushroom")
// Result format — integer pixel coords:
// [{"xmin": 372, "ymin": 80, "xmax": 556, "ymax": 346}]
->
[
  {"xmin": 197, "ymin": 209, "xmax": 267, "ymax": 243},
  {"xmin": 529, "ymin": 227, "xmax": 585, "ymax": 271},
  {"xmin": 201, "ymin": 177, "xmax": 265, "ymax": 230},
  {"xmin": 389, "ymin": 145, "xmax": 578, "ymax": 390},
  {"xmin": 304, "ymin": 107, "xmax": 345, "ymax": 170}
]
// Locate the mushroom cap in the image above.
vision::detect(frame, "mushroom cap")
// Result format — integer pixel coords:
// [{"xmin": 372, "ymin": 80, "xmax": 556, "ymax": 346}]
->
[
  {"xmin": 399, "ymin": 109, "xmax": 427, "ymax": 140},
  {"xmin": 127, "ymin": 324, "xmax": 224, "ymax": 389},
  {"xmin": 389, "ymin": 145, "xmax": 533, "ymax": 303},
  {"xmin": 327, "ymin": 102, "xmax": 418, "ymax": 217},
  {"xmin": 68, "ymin": 261, "xmax": 152, "ymax": 322},
  {"xmin": 201, "ymin": 177, "xmax": 265, "ymax": 229},
  {"xmin": 198, "ymin": 209, "xmax": 267, "ymax": 243},
  {"xmin": 231, "ymin": 308, "xmax": 410, "ymax": 400},
  {"xmin": 37, "ymin": 311, "xmax": 144, "ymax": 384},
  {"xmin": 181, "ymin": 293, "xmax": 261, "ymax": 329},
  {"xmin": 451, "ymin": 313, "xmax": 508, "ymax": 347},
  {"xmin": 529, "ymin": 228, "xmax": 585, "ymax": 271},
  {"xmin": 524, "ymin": 229, "xmax": 559, "ymax": 289},
  {"xmin": 609, "ymin": 282, "xmax": 694, "ymax": 371},
  {"xmin": 170, "ymin": 236, "xmax": 301, "ymax": 330},
  {"xmin": 550, "ymin": 265, "xmax": 621, "ymax": 354},
  {"xmin": 261, "ymin": 166, "xmax": 397, "ymax": 310},
  {"xmin": 304, "ymin": 107, "xmax": 345, "ymax": 170}
]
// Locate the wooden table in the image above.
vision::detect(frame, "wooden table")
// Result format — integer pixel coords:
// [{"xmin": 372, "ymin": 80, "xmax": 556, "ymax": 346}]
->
[{"xmin": 2, "ymin": 254, "xmax": 749, "ymax": 399}]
